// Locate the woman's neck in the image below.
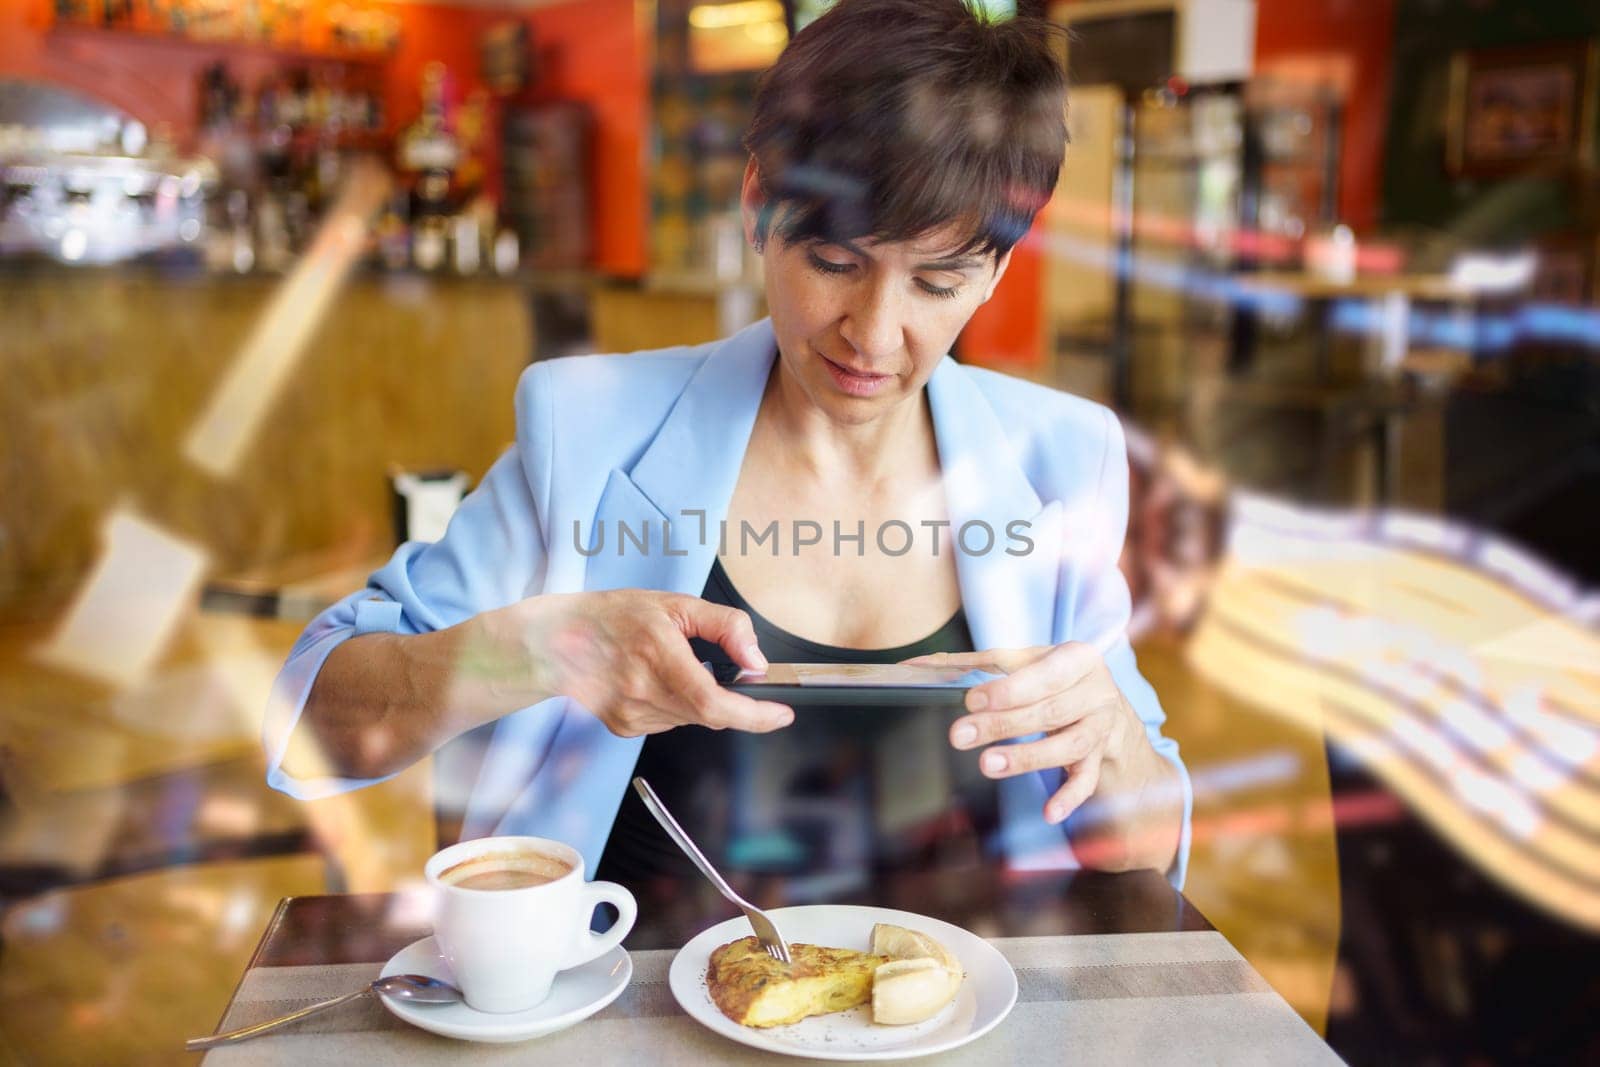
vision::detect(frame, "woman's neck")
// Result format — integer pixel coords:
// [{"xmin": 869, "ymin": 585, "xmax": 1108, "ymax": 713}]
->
[{"xmin": 759, "ymin": 356, "xmax": 939, "ymax": 490}]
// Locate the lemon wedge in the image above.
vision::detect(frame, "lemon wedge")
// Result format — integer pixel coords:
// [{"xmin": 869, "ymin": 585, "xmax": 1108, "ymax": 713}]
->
[
  {"xmin": 870, "ymin": 922, "xmax": 962, "ymax": 973},
  {"xmin": 868, "ymin": 924, "xmax": 964, "ymax": 1025},
  {"xmin": 871, "ymin": 957, "xmax": 962, "ymax": 1025}
]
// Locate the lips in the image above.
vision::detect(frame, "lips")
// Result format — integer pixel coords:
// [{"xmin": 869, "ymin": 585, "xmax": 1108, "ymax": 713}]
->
[
  {"xmin": 822, "ymin": 355, "xmax": 888, "ymax": 380},
  {"xmin": 820, "ymin": 353, "xmax": 894, "ymax": 397}
]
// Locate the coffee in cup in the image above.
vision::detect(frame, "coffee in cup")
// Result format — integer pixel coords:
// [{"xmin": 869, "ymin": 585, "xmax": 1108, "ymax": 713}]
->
[
  {"xmin": 425, "ymin": 836, "xmax": 636, "ymax": 1014},
  {"xmin": 438, "ymin": 849, "xmax": 574, "ymax": 891}
]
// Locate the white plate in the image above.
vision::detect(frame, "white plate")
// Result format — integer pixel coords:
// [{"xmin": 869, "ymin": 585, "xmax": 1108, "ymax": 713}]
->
[
  {"xmin": 670, "ymin": 905, "xmax": 1016, "ymax": 1061},
  {"xmin": 377, "ymin": 935, "xmax": 631, "ymax": 1044}
]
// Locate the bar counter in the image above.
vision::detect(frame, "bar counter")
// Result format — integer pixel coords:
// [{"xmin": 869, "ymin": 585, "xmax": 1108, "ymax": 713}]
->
[{"xmin": 3, "ymin": 265, "xmax": 531, "ymax": 622}]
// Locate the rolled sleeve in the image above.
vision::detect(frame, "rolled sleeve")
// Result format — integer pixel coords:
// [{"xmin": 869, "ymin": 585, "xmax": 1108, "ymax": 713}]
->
[
  {"xmin": 353, "ymin": 596, "xmax": 404, "ymax": 635},
  {"xmin": 260, "ymin": 591, "xmax": 398, "ymax": 799},
  {"xmin": 262, "ymin": 552, "xmax": 439, "ymax": 799}
]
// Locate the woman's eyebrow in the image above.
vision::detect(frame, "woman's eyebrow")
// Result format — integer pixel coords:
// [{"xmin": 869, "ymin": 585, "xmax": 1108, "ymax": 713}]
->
[
  {"xmin": 827, "ymin": 238, "xmax": 984, "ymax": 272},
  {"xmin": 916, "ymin": 255, "xmax": 985, "ymax": 271}
]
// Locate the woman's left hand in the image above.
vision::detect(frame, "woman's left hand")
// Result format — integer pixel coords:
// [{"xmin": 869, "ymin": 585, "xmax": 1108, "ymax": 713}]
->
[{"xmin": 902, "ymin": 644, "xmax": 1148, "ymax": 825}]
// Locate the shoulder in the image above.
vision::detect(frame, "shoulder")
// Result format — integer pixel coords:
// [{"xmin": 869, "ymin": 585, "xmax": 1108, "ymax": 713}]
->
[
  {"xmin": 507, "ymin": 337, "xmax": 723, "ymax": 504},
  {"xmin": 958, "ymin": 364, "xmax": 1113, "ymax": 434},
  {"xmin": 516, "ymin": 341, "xmax": 710, "ymax": 416},
  {"xmin": 945, "ymin": 363, "xmax": 1134, "ymax": 559},
  {"xmin": 512, "ymin": 339, "xmax": 717, "ymax": 453}
]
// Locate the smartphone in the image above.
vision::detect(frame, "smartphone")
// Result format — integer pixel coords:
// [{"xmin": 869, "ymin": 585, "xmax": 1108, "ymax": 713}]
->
[{"xmin": 706, "ymin": 661, "xmax": 998, "ymax": 707}]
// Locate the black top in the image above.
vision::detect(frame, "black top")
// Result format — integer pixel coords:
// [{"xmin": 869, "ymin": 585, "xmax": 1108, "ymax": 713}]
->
[{"xmin": 595, "ymin": 558, "xmax": 998, "ymax": 903}]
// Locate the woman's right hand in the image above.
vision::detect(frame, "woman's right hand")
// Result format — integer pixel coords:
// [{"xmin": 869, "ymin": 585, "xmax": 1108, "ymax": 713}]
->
[{"xmin": 480, "ymin": 588, "xmax": 793, "ymax": 737}]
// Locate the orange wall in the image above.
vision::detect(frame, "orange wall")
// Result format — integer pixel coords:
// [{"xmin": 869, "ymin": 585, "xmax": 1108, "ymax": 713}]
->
[
  {"xmin": 518, "ymin": 0, "xmax": 648, "ymax": 277},
  {"xmin": 0, "ymin": 0, "xmax": 647, "ymax": 275},
  {"xmin": 959, "ymin": 223, "xmax": 1046, "ymax": 372},
  {"xmin": 1254, "ymin": 0, "xmax": 1395, "ymax": 234}
]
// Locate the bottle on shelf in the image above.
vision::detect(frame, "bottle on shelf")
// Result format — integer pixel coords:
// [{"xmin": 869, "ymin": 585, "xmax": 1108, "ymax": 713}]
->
[
  {"xmin": 398, "ymin": 63, "xmax": 460, "ymax": 174},
  {"xmin": 398, "ymin": 63, "xmax": 462, "ymax": 272}
]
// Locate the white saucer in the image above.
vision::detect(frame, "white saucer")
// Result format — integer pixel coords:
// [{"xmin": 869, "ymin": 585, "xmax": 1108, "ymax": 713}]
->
[
  {"xmin": 670, "ymin": 905, "xmax": 1016, "ymax": 1061},
  {"xmin": 377, "ymin": 935, "xmax": 631, "ymax": 1043}
]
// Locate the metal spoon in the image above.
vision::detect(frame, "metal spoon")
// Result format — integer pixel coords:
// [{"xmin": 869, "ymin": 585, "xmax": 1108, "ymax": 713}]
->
[{"xmin": 184, "ymin": 973, "xmax": 461, "ymax": 1050}]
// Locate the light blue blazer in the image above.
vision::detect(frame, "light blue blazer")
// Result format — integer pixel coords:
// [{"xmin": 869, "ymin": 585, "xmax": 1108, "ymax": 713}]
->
[{"xmin": 265, "ymin": 318, "xmax": 1192, "ymax": 887}]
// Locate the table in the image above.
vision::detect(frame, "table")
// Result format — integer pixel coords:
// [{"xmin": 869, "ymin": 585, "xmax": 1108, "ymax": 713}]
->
[
  {"xmin": 1232, "ymin": 270, "xmax": 1486, "ymax": 504},
  {"xmin": 196, "ymin": 869, "xmax": 1341, "ymax": 1064}
]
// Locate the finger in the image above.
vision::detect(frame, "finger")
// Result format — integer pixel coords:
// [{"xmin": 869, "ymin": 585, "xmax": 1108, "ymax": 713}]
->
[
  {"xmin": 670, "ymin": 597, "xmax": 767, "ymax": 671},
  {"xmin": 967, "ymin": 642, "xmax": 1100, "ymax": 713},
  {"xmin": 1045, "ymin": 753, "xmax": 1103, "ymax": 824},
  {"xmin": 955, "ymin": 676, "xmax": 1121, "ymax": 748},
  {"xmin": 698, "ymin": 695, "xmax": 795, "ymax": 733},
  {"xmin": 715, "ymin": 694, "xmax": 795, "ymax": 733},
  {"xmin": 974, "ymin": 720, "xmax": 1105, "ymax": 778},
  {"xmin": 658, "ymin": 646, "xmax": 792, "ymax": 732},
  {"xmin": 949, "ymin": 694, "xmax": 1079, "ymax": 749}
]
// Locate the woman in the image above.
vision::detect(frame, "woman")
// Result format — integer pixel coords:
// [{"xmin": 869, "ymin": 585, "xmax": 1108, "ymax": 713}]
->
[{"xmin": 266, "ymin": 0, "xmax": 1190, "ymax": 893}]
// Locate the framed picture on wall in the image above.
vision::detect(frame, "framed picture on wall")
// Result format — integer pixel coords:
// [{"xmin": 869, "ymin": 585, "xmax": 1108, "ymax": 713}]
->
[{"xmin": 1446, "ymin": 40, "xmax": 1599, "ymax": 176}]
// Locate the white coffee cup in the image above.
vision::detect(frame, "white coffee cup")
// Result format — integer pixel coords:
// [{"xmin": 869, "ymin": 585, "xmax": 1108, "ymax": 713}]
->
[{"xmin": 425, "ymin": 835, "xmax": 636, "ymax": 1013}]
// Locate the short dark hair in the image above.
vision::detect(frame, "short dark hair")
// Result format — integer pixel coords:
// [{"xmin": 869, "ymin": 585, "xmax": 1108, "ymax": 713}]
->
[{"xmin": 744, "ymin": 0, "xmax": 1068, "ymax": 260}]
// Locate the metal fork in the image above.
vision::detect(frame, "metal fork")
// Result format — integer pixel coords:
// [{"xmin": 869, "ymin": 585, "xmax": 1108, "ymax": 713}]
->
[{"xmin": 632, "ymin": 776, "xmax": 792, "ymax": 964}]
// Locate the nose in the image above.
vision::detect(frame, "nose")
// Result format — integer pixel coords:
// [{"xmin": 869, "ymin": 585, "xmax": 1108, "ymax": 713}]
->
[{"xmin": 837, "ymin": 278, "xmax": 904, "ymax": 363}]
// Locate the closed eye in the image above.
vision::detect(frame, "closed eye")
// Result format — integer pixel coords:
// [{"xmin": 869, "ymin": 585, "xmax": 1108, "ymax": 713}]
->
[
  {"xmin": 916, "ymin": 279, "xmax": 961, "ymax": 299},
  {"xmin": 807, "ymin": 246, "xmax": 963, "ymax": 299},
  {"xmin": 806, "ymin": 250, "xmax": 855, "ymax": 275}
]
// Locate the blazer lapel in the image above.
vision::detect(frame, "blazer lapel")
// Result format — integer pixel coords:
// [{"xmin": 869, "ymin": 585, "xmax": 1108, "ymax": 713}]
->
[
  {"xmin": 584, "ymin": 319, "xmax": 778, "ymax": 597},
  {"xmin": 926, "ymin": 357, "xmax": 1061, "ymax": 654}
]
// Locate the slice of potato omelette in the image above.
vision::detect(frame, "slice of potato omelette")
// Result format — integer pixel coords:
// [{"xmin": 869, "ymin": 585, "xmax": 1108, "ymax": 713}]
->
[{"xmin": 707, "ymin": 936, "xmax": 890, "ymax": 1028}]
